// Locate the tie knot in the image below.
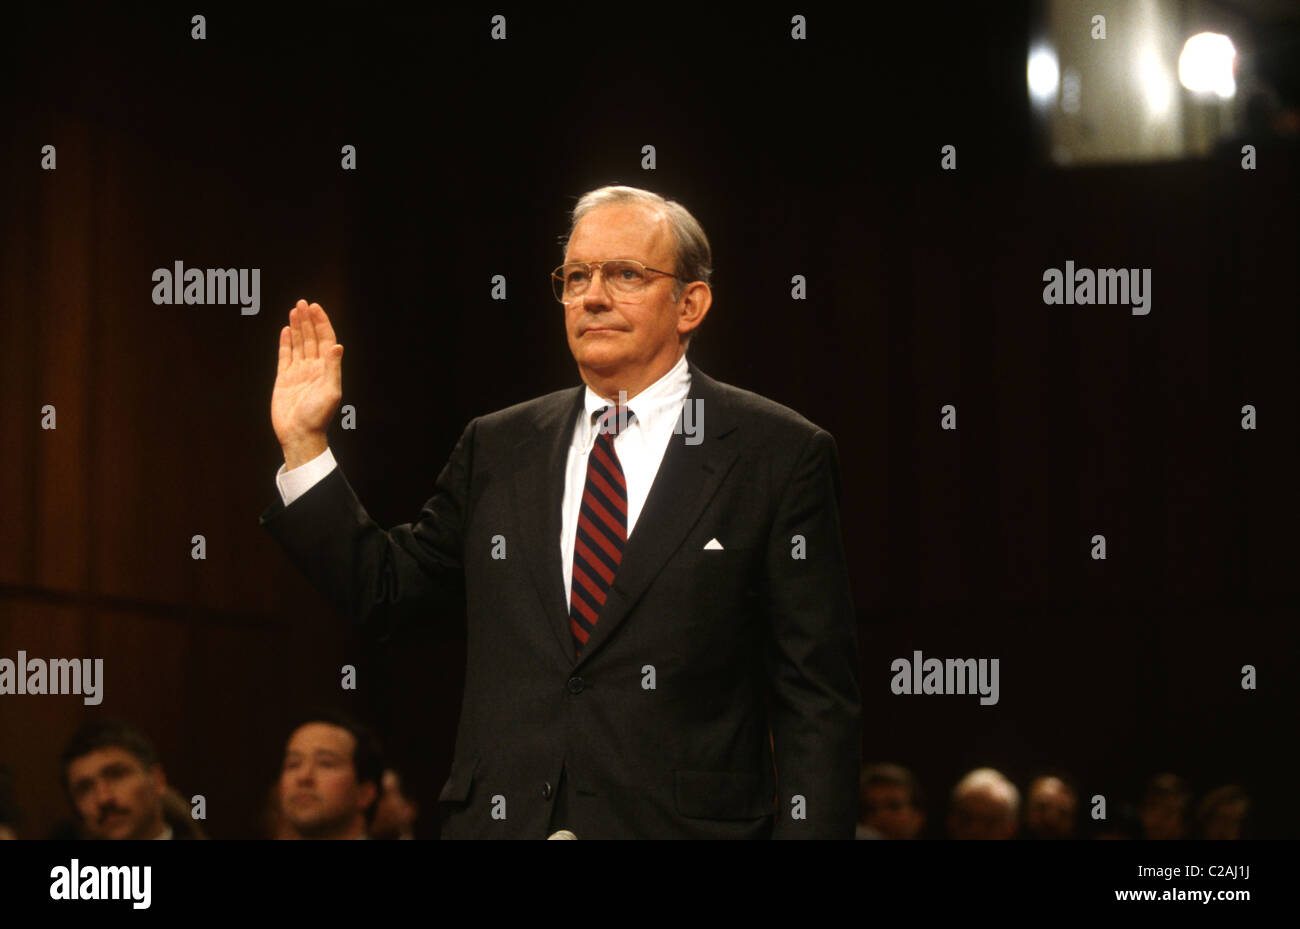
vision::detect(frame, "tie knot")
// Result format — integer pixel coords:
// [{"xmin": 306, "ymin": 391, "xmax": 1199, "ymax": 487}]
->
[{"xmin": 595, "ymin": 404, "xmax": 634, "ymax": 436}]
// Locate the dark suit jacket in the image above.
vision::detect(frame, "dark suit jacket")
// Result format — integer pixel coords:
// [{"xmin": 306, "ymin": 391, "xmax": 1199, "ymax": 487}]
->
[{"xmin": 259, "ymin": 359, "xmax": 862, "ymax": 838}]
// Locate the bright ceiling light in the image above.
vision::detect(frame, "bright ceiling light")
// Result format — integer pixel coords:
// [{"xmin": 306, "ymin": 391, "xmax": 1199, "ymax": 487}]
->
[
  {"xmin": 1178, "ymin": 32, "xmax": 1236, "ymax": 98},
  {"xmin": 1028, "ymin": 45, "xmax": 1060, "ymax": 105}
]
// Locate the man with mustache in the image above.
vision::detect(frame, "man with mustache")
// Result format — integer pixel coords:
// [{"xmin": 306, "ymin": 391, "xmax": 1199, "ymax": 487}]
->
[{"xmin": 61, "ymin": 719, "xmax": 175, "ymax": 840}]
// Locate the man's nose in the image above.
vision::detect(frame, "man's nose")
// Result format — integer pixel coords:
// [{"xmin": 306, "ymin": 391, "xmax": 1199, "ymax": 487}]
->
[{"xmin": 582, "ymin": 268, "xmax": 612, "ymax": 307}]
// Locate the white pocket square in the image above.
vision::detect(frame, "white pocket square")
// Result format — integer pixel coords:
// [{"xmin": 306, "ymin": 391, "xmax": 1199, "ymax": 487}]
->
[{"xmin": 703, "ymin": 538, "xmax": 724, "ymax": 550}]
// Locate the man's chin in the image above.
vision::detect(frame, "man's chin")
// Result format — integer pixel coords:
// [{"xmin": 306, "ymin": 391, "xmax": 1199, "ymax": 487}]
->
[
  {"xmin": 95, "ymin": 819, "xmax": 138, "ymax": 840},
  {"xmin": 576, "ymin": 349, "xmax": 629, "ymax": 374},
  {"xmin": 286, "ymin": 811, "xmax": 350, "ymax": 839}
]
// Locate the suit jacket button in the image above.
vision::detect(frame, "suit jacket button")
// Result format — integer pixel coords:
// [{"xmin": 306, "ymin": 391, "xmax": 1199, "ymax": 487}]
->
[
  {"xmin": 542, "ymin": 781, "xmax": 553, "ymax": 800},
  {"xmin": 567, "ymin": 676, "xmax": 584, "ymax": 694}
]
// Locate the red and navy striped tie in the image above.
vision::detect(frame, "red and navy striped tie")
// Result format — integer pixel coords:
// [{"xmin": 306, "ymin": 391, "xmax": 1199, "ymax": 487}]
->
[{"xmin": 570, "ymin": 404, "xmax": 633, "ymax": 657}]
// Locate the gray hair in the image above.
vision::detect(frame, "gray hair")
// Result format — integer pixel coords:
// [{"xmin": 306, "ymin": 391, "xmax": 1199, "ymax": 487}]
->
[
  {"xmin": 562, "ymin": 186, "xmax": 712, "ymax": 346},
  {"xmin": 951, "ymin": 768, "xmax": 1020, "ymax": 821}
]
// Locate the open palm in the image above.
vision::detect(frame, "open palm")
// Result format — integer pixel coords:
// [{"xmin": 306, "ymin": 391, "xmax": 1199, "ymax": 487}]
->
[{"xmin": 272, "ymin": 300, "xmax": 344, "ymax": 448}]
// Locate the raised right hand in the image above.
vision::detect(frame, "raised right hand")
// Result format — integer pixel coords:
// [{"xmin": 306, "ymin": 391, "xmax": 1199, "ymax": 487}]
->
[{"xmin": 272, "ymin": 299, "xmax": 344, "ymax": 469}]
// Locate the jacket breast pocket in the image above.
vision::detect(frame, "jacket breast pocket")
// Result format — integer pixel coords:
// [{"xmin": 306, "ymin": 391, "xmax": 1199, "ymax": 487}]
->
[
  {"xmin": 691, "ymin": 545, "xmax": 756, "ymax": 574},
  {"xmin": 437, "ymin": 753, "xmax": 480, "ymax": 806},
  {"xmin": 674, "ymin": 769, "xmax": 774, "ymax": 820},
  {"xmin": 687, "ymin": 546, "xmax": 760, "ymax": 605}
]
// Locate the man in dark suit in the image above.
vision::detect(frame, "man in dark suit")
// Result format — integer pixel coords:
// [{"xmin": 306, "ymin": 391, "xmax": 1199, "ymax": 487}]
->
[
  {"xmin": 260, "ymin": 185, "xmax": 861, "ymax": 838},
  {"xmin": 60, "ymin": 719, "xmax": 206, "ymax": 840}
]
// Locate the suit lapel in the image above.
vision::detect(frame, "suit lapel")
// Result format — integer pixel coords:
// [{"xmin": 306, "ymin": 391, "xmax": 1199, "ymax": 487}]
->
[{"xmin": 513, "ymin": 384, "xmax": 586, "ymax": 665}]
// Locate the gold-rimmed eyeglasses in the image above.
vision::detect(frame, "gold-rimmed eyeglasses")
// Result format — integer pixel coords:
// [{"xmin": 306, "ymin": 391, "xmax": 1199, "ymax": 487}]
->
[{"xmin": 551, "ymin": 259, "xmax": 687, "ymax": 303}]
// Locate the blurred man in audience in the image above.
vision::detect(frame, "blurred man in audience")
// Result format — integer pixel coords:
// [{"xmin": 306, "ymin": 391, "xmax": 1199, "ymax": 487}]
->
[
  {"xmin": 1195, "ymin": 784, "xmax": 1250, "ymax": 840},
  {"xmin": 370, "ymin": 767, "xmax": 420, "ymax": 840},
  {"xmin": 1138, "ymin": 773, "xmax": 1189, "ymax": 840},
  {"xmin": 60, "ymin": 719, "xmax": 189, "ymax": 840},
  {"xmin": 1023, "ymin": 774, "xmax": 1078, "ymax": 839},
  {"xmin": 856, "ymin": 763, "xmax": 925, "ymax": 839},
  {"xmin": 948, "ymin": 767, "xmax": 1019, "ymax": 840},
  {"xmin": 278, "ymin": 712, "xmax": 383, "ymax": 840}
]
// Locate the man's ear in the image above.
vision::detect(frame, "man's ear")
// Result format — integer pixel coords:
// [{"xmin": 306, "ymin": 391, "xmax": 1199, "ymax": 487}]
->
[
  {"xmin": 358, "ymin": 780, "xmax": 378, "ymax": 815},
  {"xmin": 677, "ymin": 281, "xmax": 712, "ymax": 337},
  {"xmin": 151, "ymin": 763, "xmax": 168, "ymax": 793}
]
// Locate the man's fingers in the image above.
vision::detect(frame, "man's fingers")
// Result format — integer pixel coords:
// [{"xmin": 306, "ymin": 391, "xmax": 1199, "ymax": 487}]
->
[
  {"xmin": 310, "ymin": 302, "xmax": 337, "ymax": 353},
  {"xmin": 285, "ymin": 300, "xmax": 336, "ymax": 370},
  {"xmin": 301, "ymin": 301, "xmax": 319, "ymax": 359},
  {"xmin": 289, "ymin": 305, "xmax": 305, "ymax": 361},
  {"xmin": 328, "ymin": 343, "xmax": 344, "ymax": 388},
  {"xmin": 277, "ymin": 326, "xmax": 291, "ymax": 376}
]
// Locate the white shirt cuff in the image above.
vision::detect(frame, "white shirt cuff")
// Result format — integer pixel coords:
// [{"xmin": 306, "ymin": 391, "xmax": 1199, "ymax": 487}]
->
[{"xmin": 276, "ymin": 446, "xmax": 338, "ymax": 506}]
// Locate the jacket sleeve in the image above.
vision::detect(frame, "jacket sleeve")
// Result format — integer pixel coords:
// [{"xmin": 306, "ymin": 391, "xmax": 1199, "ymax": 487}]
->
[
  {"xmin": 762, "ymin": 428, "xmax": 863, "ymax": 838},
  {"xmin": 258, "ymin": 419, "xmax": 476, "ymax": 642}
]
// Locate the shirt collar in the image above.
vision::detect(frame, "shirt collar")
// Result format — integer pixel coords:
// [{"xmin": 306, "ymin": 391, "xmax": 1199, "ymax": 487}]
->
[{"xmin": 580, "ymin": 352, "xmax": 691, "ymax": 444}]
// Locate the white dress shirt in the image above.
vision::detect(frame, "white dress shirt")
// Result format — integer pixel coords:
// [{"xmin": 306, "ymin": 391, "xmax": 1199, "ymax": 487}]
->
[
  {"xmin": 560, "ymin": 351, "xmax": 690, "ymax": 605},
  {"xmin": 274, "ymin": 352, "xmax": 692, "ymax": 608}
]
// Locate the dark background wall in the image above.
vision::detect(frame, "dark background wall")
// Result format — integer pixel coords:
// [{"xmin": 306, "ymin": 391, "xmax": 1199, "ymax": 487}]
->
[{"xmin": 1, "ymin": 3, "xmax": 1295, "ymax": 838}]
